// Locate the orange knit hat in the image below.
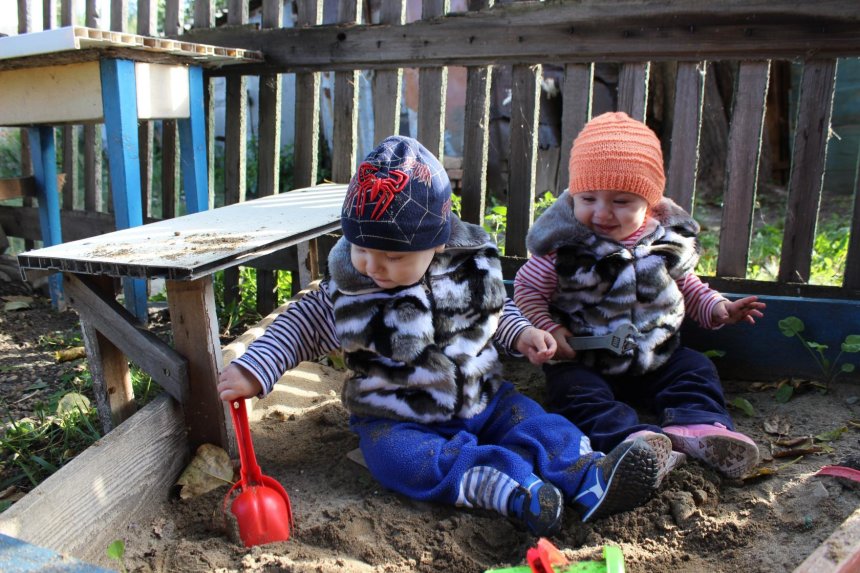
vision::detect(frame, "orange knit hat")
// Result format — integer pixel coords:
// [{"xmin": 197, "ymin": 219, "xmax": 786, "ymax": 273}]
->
[{"xmin": 568, "ymin": 111, "xmax": 665, "ymax": 206}]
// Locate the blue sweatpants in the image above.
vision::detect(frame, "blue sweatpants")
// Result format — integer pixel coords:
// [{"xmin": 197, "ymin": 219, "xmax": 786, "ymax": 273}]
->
[
  {"xmin": 350, "ymin": 382, "xmax": 598, "ymax": 506},
  {"xmin": 543, "ymin": 346, "xmax": 734, "ymax": 453}
]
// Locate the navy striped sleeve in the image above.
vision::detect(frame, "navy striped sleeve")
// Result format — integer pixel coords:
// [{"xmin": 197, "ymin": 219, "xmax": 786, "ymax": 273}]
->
[
  {"xmin": 494, "ymin": 298, "xmax": 532, "ymax": 355},
  {"xmin": 233, "ymin": 283, "xmax": 340, "ymax": 395}
]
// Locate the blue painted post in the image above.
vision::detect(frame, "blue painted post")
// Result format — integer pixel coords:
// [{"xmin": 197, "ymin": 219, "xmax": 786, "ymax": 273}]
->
[
  {"xmin": 28, "ymin": 126, "xmax": 65, "ymax": 309},
  {"xmin": 99, "ymin": 58, "xmax": 148, "ymax": 321},
  {"xmin": 178, "ymin": 65, "xmax": 210, "ymax": 214}
]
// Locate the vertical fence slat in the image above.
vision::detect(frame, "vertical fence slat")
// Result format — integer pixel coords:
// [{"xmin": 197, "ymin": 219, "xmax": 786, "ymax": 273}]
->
[
  {"xmin": 717, "ymin": 60, "xmax": 771, "ymax": 278},
  {"xmin": 458, "ymin": 0, "xmax": 494, "ymax": 224},
  {"xmin": 372, "ymin": 0, "xmax": 405, "ymax": 143},
  {"xmin": 618, "ymin": 62, "xmax": 650, "ymax": 121},
  {"xmin": 665, "ymin": 61, "xmax": 707, "ymax": 213},
  {"xmin": 558, "ymin": 63, "xmax": 594, "ymax": 196},
  {"xmin": 60, "ymin": 0, "xmax": 76, "ymax": 212},
  {"xmin": 255, "ymin": 0, "xmax": 284, "ymax": 314},
  {"xmin": 223, "ymin": 0, "xmax": 250, "ymax": 310},
  {"xmin": 506, "ymin": 64, "xmax": 542, "ymax": 258},
  {"xmin": 331, "ymin": 0, "xmax": 361, "ymax": 183},
  {"xmin": 460, "ymin": 65, "xmax": 492, "ymax": 225},
  {"xmin": 416, "ymin": 0, "xmax": 448, "ymax": 159},
  {"xmin": 778, "ymin": 59, "xmax": 838, "ymax": 284},
  {"xmin": 18, "ymin": 0, "xmax": 35, "ymax": 250},
  {"xmin": 83, "ymin": 1, "xmax": 102, "ymax": 214},
  {"xmin": 110, "ymin": 0, "xmax": 127, "ymax": 33},
  {"xmin": 137, "ymin": 0, "xmax": 156, "ymax": 221},
  {"xmin": 43, "ymin": 0, "xmax": 56, "ymax": 29},
  {"xmin": 293, "ymin": 0, "xmax": 322, "ymax": 189},
  {"xmin": 844, "ymin": 162, "xmax": 860, "ymax": 289},
  {"xmin": 161, "ymin": 0, "xmax": 181, "ymax": 221}
]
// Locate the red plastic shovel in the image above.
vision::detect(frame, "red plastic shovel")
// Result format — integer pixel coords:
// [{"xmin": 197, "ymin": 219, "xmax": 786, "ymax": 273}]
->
[{"xmin": 223, "ymin": 399, "xmax": 293, "ymax": 547}]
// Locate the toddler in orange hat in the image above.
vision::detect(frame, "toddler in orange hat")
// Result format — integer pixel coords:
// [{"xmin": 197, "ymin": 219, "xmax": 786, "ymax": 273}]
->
[{"xmin": 515, "ymin": 111, "xmax": 766, "ymax": 482}]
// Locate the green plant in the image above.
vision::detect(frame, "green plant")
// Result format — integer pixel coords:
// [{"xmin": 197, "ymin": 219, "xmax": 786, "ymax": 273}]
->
[
  {"xmin": 778, "ymin": 316, "xmax": 860, "ymax": 386},
  {"xmin": 106, "ymin": 539, "xmax": 128, "ymax": 573}
]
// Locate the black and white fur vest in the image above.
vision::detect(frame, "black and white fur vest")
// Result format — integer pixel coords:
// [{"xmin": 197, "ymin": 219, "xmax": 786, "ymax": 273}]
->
[
  {"xmin": 527, "ymin": 193, "xmax": 701, "ymax": 375},
  {"xmin": 327, "ymin": 216, "xmax": 507, "ymax": 423}
]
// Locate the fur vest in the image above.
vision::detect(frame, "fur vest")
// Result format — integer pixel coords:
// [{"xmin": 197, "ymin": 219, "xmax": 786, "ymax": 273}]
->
[
  {"xmin": 527, "ymin": 194, "xmax": 701, "ymax": 375},
  {"xmin": 327, "ymin": 216, "xmax": 507, "ymax": 423}
]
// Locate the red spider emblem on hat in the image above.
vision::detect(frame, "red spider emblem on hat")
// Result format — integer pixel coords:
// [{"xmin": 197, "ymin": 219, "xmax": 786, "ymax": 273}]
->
[{"xmin": 354, "ymin": 162, "xmax": 410, "ymax": 220}]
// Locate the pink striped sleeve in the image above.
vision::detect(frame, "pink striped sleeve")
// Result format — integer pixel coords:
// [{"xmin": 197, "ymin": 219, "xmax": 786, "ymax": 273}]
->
[
  {"xmin": 676, "ymin": 273, "xmax": 727, "ymax": 329},
  {"xmin": 514, "ymin": 253, "xmax": 562, "ymax": 333}
]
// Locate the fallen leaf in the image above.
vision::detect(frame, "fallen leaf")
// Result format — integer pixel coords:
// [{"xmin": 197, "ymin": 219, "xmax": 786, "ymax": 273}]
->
[
  {"xmin": 55, "ymin": 346, "xmax": 87, "ymax": 363},
  {"xmin": 4, "ymin": 301, "xmax": 31, "ymax": 312},
  {"xmin": 773, "ymin": 436, "xmax": 812, "ymax": 447},
  {"xmin": 774, "ymin": 384, "xmax": 794, "ymax": 403},
  {"xmin": 56, "ymin": 393, "xmax": 91, "ymax": 416},
  {"xmin": 176, "ymin": 444, "xmax": 234, "ymax": 500},
  {"xmin": 772, "ymin": 445, "xmax": 831, "ymax": 458},
  {"xmin": 763, "ymin": 415, "xmax": 791, "ymax": 436},
  {"xmin": 728, "ymin": 397, "xmax": 756, "ymax": 417},
  {"xmin": 815, "ymin": 427, "xmax": 848, "ymax": 442}
]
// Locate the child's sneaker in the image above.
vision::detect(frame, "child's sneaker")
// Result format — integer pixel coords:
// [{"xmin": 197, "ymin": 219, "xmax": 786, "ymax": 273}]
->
[
  {"xmin": 571, "ymin": 438, "xmax": 661, "ymax": 523},
  {"xmin": 507, "ymin": 478, "xmax": 564, "ymax": 537},
  {"xmin": 623, "ymin": 430, "xmax": 684, "ymax": 487},
  {"xmin": 663, "ymin": 423, "xmax": 759, "ymax": 479}
]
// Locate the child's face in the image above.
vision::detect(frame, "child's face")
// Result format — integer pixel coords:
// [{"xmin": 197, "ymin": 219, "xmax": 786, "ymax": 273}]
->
[
  {"xmin": 572, "ymin": 190, "xmax": 650, "ymax": 241},
  {"xmin": 350, "ymin": 244, "xmax": 443, "ymax": 288}
]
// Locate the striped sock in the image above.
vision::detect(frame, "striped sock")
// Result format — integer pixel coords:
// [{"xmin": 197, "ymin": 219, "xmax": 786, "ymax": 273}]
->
[{"xmin": 456, "ymin": 466, "xmax": 520, "ymax": 515}]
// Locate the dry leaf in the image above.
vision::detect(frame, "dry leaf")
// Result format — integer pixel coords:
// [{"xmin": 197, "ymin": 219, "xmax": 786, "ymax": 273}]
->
[
  {"xmin": 56, "ymin": 392, "xmax": 91, "ymax": 416},
  {"xmin": 763, "ymin": 415, "xmax": 791, "ymax": 436},
  {"xmin": 55, "ymin": 346, "xmax": 87, "ymax": 363},
  {"xmin": 176, "ymin": 444, "xmax": 234, "ymax": 500},
  {"xmin": 773, "ymin": 436, "xmax": 812, "ymax": 447}
]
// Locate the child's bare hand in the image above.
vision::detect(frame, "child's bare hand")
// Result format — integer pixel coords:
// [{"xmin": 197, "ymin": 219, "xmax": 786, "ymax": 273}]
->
[
  {"xmin": 712, "ymin": 296, "xmax": 766, "ymax": 326},
  {"xmin": 217, "ymin": 363, "xmax": 263, "ymax": 402},
  {"xmin": 515, "ymin": 327, "xmax": 558, "ymax": 365},
  {"xmin": 550, "ymin": 326, "xmax": 577, "ymax": 361}
]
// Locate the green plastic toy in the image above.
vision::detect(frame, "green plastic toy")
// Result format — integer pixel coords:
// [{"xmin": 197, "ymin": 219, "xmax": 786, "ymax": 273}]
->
[{"xmin": 485, "ymin": 538, "xmax": 625, "ymax": 573}]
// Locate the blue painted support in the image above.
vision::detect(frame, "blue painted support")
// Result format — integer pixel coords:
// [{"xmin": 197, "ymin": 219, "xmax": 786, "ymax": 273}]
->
[
  {"xmin": 178, "ymin": 65, "xmax": 210, "ymax": 214},
  {"xmin": 0, "ymin": 533, "xmax": 115, "ymax": 572},
  {"xmin": 682, "ymin": 294, "xmax": 860, "ymax": 383},
  {"xmin": 27, "ymin": 126, "xmax": 65, "ymax": 309},
  {"xmin": 100, "ymin": 58, "xmax": 148, "ymax": 320}
]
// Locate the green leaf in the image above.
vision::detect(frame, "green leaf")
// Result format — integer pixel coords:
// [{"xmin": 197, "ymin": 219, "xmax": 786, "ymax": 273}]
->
[
  {"xmin": 775, "ymin": 384, "xmax": 794, "ymax": 403},
  {"xmin": 728, "ymin": 397, "xmax": 756, "ymax": 417},
  {"xmin": 842, "ymin": 335, "xmax": 860, "ymax": 353},
  {"xmin": 704, "ymin": 349, "xmax": 726, "ymax": 358},
  {"xmin": 815, "ymin": 427, "xmax": 847, "ymax": 442},
  {"xmin": 57, "ymin": 393, "xmax": 91, "ymax": 417},
  {"xmin": 106, "ymin": 539, "xmax": 125, "ymax": 562},
  {"xmin": 841, "ymin": 363, "xmax": 855, "ymax": 373},
  {"xmin": 778, "ymin": 316, "xmax": 805, "ymax": 337},
  {"xmin": 807, "ymin": 341, "xmax": 828, "ymax": 351}
]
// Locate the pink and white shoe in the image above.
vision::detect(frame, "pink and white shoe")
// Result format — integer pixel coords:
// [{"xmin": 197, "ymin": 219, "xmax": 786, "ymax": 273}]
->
[
  {"xmin": 663, "ymin": 423, "xmax": 759, "ymax": 479},
  {"xmin": 623, "ymin": 430, "xmax": 684, "ymax": 487}
]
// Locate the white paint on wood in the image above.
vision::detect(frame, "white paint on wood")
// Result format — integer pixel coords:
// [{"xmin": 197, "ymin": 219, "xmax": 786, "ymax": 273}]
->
[
  {"xmin": 18, "ymin": 184, "xmax": 348, "ymax": 280},
  {"xmin": 0, "ymin": 62, "xmax": 104, "ymax": 125},
  {"xmin": 135, "ymin": 63, "xmax": 191, "ymax": 119}
]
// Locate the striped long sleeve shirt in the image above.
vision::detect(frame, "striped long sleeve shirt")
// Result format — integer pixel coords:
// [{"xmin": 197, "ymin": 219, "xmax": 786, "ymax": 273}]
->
[
  {"xmin": 235, "ymin": 280, "xmax": 534, "ymax": 395},
  {"xmin": 514, "ymin": 223, "xmax": 727, "ymax": 335}
]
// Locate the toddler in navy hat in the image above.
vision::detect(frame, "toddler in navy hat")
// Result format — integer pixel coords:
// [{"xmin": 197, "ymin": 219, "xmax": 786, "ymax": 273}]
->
[{"xmin": 219, "ymin": 135, "xmax": 668, "ymax": 537}]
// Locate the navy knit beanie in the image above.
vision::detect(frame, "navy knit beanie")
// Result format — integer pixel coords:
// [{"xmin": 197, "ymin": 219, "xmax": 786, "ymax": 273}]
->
[{"xmin": 341, "ymin": 136, "xmax": 452, "ymax": 252}]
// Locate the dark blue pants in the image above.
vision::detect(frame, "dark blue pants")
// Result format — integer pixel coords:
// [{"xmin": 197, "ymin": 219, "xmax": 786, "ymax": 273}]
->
[
  {"xmin": 350, "ymin": 382, "xmax": 599, "ymax": 506},
  {"xmin": 543, "ymin": 346, "xmax": 734, "ymax": 453}
]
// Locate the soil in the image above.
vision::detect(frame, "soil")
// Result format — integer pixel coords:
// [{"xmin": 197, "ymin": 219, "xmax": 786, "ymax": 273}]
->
[{"xmin": 1, "ymin": 267, "xmax": 859, "ymax": 573}]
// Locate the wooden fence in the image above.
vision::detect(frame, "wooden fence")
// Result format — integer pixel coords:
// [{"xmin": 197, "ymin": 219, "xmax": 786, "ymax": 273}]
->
[{"xmin": 2, "ymin": 0, "xmax": 860, "ymax": 310}]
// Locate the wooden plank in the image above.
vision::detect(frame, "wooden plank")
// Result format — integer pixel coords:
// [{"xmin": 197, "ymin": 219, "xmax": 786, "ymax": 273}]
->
[
  {"xmin": 61, "ymin": 126, "xmax": 76, "ymax": 210},
  {"xmin": 716, "ymin": 60, "xmax": 770, "ymax": 278},
  {"xmin": 0, "ymin": 177, "xmax": 36, "ymax": 200},
  {"xmin": 0, "ymin": 205, "xmax": 115, "ymax": 243},
  {"xmin": 79, "ymin": 318, "xmax": 135, "ymax": 432},
  {"xmin": 505, "ymin": 63, "xmax": 541, "ymax": 258},
  {"xmin": 331, "ymin": 0, "xmax": 361, "ymax": 183},
  {"xmin": 794, "ymin": 505, "xmax": 860, "ymax": 573},
  {"xmin": 166, "ymin": 277, "xmax": 231, "ymax": 452},
  {"xmin": 65, "ymin": 274, "xmax": 189, "ymax": 404},
  {"xmin": 184, "ymin": 1, "xmax": 860, "ymax": 72},
  {"xmin": 256, "ymin": 0, "xmax": 284, "ymax": 315},
  {"xmin": 845, "ymin": 158, "xmax": 860, "ymax": 290},
  {"xmin": 665, "ymin": 61, "xmax": 706, "ymax": 212},
  {"xmin": 110, "ymin": 0, "xmax": 127, "ymax": 33},
  {"xmin": 460, "ymin": 64, "xmax": 492, "ymax": 224},
  {"xmin": 293, "ymin": 0, "xmax": 322, "ymax": 188},
  {"xmin": 162, "ymin": 120, "xmax": 179, "ymax": 220},
  {"xmin": 558, "ymin": 63, "xmax": 594, "ymax": 195},
  {"xmin": 618, "ymin": 62, "xmax": 649, "ymax": 121},
  {"xmin": 0, "ymin": 393, "xmax": 187, "ymax": 567},
  {"xmin": 778, "ymin": 59, "xmax": 838, "ymax": 284},
  {"xmin": 137, "ymin": 0, "xmax": 155, "ymax": 222},
  {"xmin": 372, "ymin": 0, "xmax": 405, "ymax": 141},
  {"xmin": 416, "ymin": 0, "xmax": 449, "ymax": 159}
]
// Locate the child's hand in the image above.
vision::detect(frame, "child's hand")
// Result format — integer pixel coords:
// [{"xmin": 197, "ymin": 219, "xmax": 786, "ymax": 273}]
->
[
  {"xmin": 550, "ymin": 326, "xmax": 577, "ymax": 361},
  {"xmin": 711, "ymin": 296, "xmax": 766, "ymax": 326},
  {"xmin": 515, "ymin": 327, "xmax": 558, "ymax": 365},
  {"xmin": 217, "ymin": 363, "xmax": 263, "ymax": 402}
]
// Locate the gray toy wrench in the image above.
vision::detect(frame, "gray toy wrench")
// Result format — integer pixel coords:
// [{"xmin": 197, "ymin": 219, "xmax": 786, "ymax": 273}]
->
[{"xmin": 566, "ymin": 324, "xmax": 638, "ymax": 356}]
